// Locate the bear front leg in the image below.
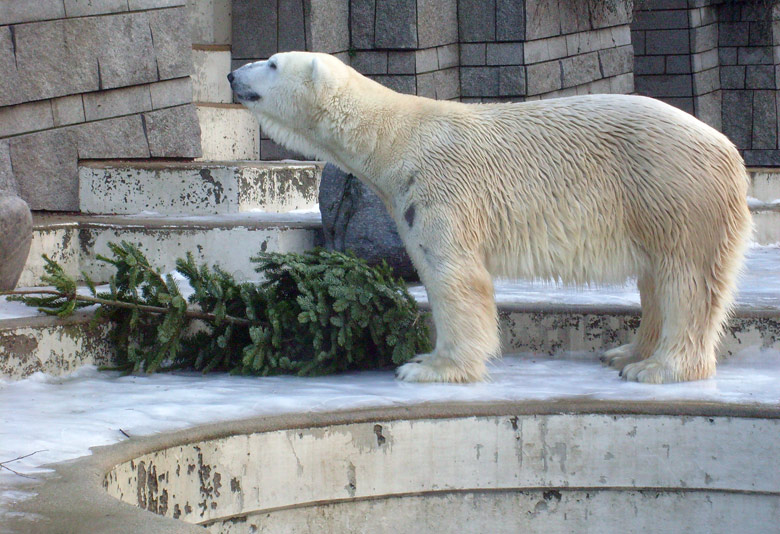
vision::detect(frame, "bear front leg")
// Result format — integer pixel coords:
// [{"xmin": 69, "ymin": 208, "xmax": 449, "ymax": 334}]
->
[{"xmin": 396, "ymin": 258, "xmax": 500, "ymax": 383}]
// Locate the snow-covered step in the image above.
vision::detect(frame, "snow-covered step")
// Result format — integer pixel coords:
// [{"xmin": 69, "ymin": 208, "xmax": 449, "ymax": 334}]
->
[
  {"xmin": 749, "ymin": 168, "xmax": 780, "ymax": 202},
  {"xmin": 79, "ymin": 160, "xmax": 322, "ymax": 215},
  {"xmin": 192, "ymin": 46, "xmax": 233, "ymax": 104},
  {"xmin": 18, "ymin": 212, "xmax": 322, "ymax": 287},
  {"xmin": 0, "ymin": 309, "xmax": 115, "ymax": 380},
  {"xmin": 197, "ymin": 103, "xmax": 260, "ymax": 160},
  {"xmin": 748, "ymin": 169, "xmax": 780, "ymax": 245}
]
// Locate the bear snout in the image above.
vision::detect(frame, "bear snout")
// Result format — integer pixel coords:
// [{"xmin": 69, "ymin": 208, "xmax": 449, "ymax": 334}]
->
[{"xmin": 227, "ymin": 72, "xmax": 234, "ymax": 83}]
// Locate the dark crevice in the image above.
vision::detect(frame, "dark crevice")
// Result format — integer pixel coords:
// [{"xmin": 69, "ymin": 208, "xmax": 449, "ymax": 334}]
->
[{"xmin": 9, "ymin": 25, "xmax": 18, "ymax": 69}]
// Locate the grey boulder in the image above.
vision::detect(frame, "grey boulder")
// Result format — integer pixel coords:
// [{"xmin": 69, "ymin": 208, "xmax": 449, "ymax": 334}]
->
[
  {"xmin": 0, "ymin": 196, "xmax": 33, "ymax": 291},
  {"xmin": 319, "ymin": 163, "xmax": 417, "ymax": 279}
]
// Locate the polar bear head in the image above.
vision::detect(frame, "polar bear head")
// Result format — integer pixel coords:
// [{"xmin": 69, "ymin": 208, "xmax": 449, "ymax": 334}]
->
[{"xmin": 228, "ymin": 52, "xmax": 357, "ymax": 161}]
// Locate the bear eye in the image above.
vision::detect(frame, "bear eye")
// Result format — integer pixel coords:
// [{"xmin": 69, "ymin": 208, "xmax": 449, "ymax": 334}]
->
[{"xmin": 269, "ymin": 61, "xmax": 277, "ymax": 70}]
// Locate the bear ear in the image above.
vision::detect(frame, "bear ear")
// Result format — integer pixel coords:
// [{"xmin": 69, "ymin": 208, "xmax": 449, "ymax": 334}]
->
[{"xmin": 310, "ymin": 56, "xmax": 332, "ymax": 87}]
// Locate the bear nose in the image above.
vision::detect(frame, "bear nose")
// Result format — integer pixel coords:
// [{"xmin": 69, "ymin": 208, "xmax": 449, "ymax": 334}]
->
[{"xmin": 227, "ymin": 72, "xmax": 234, "ymax": 83}]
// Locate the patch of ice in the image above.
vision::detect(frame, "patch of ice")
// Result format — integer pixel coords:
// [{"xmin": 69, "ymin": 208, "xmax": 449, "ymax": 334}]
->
[{"xmin": 1, "ymin": 346, "xmax": 778, "ymax": 501}]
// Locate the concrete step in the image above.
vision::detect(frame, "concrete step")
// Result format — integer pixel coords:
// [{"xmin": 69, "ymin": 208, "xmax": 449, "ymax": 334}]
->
[
  {"xmin": 18, "ymin": 212, "xmax": 322, "ymax": 287},
  {"xmin": 79, "ymin": 160, "xmax": 322, "ymax": 215},
  {"xmin": 196, "ymin": 103, "xmax": 259, "ymax": 160},
  {"xmin": 192, "ymin": 45, "xmax": 233, "ymax": 104},
  {"xmin": 748, "ymin": 169, "xmax": 780, "ymax": 245}
]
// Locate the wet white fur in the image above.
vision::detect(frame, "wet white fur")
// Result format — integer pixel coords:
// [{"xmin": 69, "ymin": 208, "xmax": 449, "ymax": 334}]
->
[{"xmin": 230, "ymin": 52, "xmax": 752, "ymax": 384}]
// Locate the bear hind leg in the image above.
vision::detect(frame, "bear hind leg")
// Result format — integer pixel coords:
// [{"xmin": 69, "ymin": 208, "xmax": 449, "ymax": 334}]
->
[
  {"xmin": 602, "ymin": 275, "xmax": 661, "ymax": 371},
  {"xmin": 396, "ymin": 260, "xmax": 499, "ymax": 383},
  {"xmin": 621, "ymin": 266, "xmax": 726, "ymax": 383}
]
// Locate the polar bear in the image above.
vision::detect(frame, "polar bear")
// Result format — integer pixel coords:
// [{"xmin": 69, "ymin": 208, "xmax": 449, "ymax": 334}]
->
[{"xmin": 228, "ymin": 52, "xmax": 752, "ymax": 384}]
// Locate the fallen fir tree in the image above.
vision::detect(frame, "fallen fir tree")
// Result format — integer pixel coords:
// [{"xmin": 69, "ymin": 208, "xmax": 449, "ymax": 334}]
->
[{"xmin": 3, "ymin": 242, "xmax": 431, "ymax": 376}]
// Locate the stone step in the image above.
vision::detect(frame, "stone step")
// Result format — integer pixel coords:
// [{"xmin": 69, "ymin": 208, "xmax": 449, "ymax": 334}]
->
[
  {"xmin": 748, "ymin": 169, "xmax": 780, "ymax": 245},
  {"xmin": 192, "ymin": 46, "xmax": 233, "ymax": 104},
  {"xmin": 2, "ymin": 285, "xmax": 777, "ymax": 380},
  {"xmin": 749, "ymin": 168, "xmax": 780, "ymax": 203},
  {"xmin": 197, "ymin": 103, "xmax": 260, "ymax": 160},
  {"xmin": 79, "ymin": 160, "xmax": 322, "ymax": 215},
  {"xmin": 18, "ymin": 212, "xmax": 322, "ymax": 287}
]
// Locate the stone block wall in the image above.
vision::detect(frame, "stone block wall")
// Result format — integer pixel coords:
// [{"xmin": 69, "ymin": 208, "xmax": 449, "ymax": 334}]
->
[
  {"xmin": 231, "ymin": 0, "xmax": 637, "ymax": 158},
  {"xmin": 460, "ymin": 0, "xmax": 634, "ymax": 103},
  {"xmin": 0, "ymin": 0, "xmax": 202, "ymax": 211},
  {"xmin": 632, "ymin": 0, "xmax": 780, "ymax": 165}
]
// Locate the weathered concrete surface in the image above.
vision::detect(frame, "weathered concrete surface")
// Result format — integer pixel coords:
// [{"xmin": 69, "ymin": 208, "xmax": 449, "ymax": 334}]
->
[
  {"xmin": 192, "ymin": 47, "xmax": 233, "ymax": 103},
  {"xmin": 19, "ymin": 213, "xmax": 322, "ymax": 287},
  {"xmin": 196, "ymin": 104, "xmax": 259, "ymax": 160},
  {"xmin": 7, "ymin": 404, "xmax": 779, "ymax": 534},
  {"xmin": 0, "ymin": 313, "xmax": 115, "ymax": 379},
  {"xmin": 80, "ymin": 161, "xmax": 322, "ymax": 215}
]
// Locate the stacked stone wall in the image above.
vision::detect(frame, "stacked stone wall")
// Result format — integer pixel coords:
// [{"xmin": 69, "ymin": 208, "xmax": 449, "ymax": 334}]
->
[
  {"xmin": 0, "ymin": 1, "xmax": 202, "ymax": 211},
  {"xmin": 632, "ymin": 0, "xmax": 779, "ymax": 166}
]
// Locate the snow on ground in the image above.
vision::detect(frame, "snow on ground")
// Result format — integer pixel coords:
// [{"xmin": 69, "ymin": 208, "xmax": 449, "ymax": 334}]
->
[
  {"xmin": 1, "ymin": 347, "xmax": 779, "ymax": 503},
  {"xmin": 1, "ymin": 244, "xmax": 779, "ymax": 513}
]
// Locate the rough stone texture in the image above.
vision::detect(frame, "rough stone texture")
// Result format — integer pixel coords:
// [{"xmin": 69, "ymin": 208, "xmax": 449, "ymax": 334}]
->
[
  {"xmin": 752, "ymin": 90, "xmax": 778, "ymax": 150},
  {"xmin": 461, "ymin": 67, "xmax": 500, "ymax": 97},
  {"xmin": 598, "ymin": 45, "xmax": 634, "ymax": 78},
  {"xmin": 0, "ymin": 140, "xmax": 16, "ymax": 195},
  {"xmin": 0, "ymin": 196, "xmax": 33, "ymax": 291},
  {"xmin": 746, "ymin": 64, "xmax": 775, "ymax": 89},
  {"xmin": 458, "ymin": 0, "xmax": 496, "ymax": 42},
  {"xmin": 499, "ymin": 66, "xmax": 526, "ymax": 96},
  {"xmin": 526, "ymin": 60, "xmax": 562, "ymax": 95},
  {"xmin": 667, "ymin": 55, "xmax": 692, "ymax": 74},
  {"xmin": 319, "ymin": 164, "xmax": 416, "ymax": 279},
  {"xmin": 496, "ymin": 0, "xmax": 525, "ymax": 41},
  {"xmin": 388, "ymin": 52, "xmax": 416, "ymax": 74},
  {"xmin": 460, "ymin": 43, "xmax": 486, "ymax": 65},
  {"xmin": 0, "ymin": 101, "xmax": 55, "ymax": 138},
  {"xmin": 0, "ymin": 0, "xmax": 66, "ymax": 25},
  {"xmin": 51, "ymin": 95, "xmax": 86, "ymax": 127},
  {"xmin": 74, "ymin": 115, "xmax": 151, "ymax": 159},
  {"xmin": 64, "ymin": 0, "xmax": 129, "ymax": 17},
  {"xmin": 351, "ymin": 51, "xmax": 389, "ymax": 75},
  {"xmin": 149, "ymin": 7, "xmax": 194, "ymax": 80},
  {"xmin": 232, "ymin": 0, "xmax": 276, "ymax": 59},
  {"xmin": 308, "ymin": 0, "xmax": 350, "ymax": 53},
  {"xmin": 373, "ymin": 75, "xmax": 417, "ymax": 94},
  {"xmin": 92, "ymin": 13, "xmax": 160, "ymax": 90},
  {"xmin": 82, "ymin": 85, "xmax": 153, "ymax": 122},
  {"xmin": 9, "ymin": 18, "xmax": 99, "ymax": 106},
  {"xmin": 144, "ymin": 105, "xmax": 203, "ymax": 158},
  {"xmin": 150, "ymin": 77, "xmax": 195, "ymax": 109},
  {"xmin": 486, "ymin": 42, "xmax": 525, "ymax": 66},
  {"xmin": 375, "ymin": 0, "xmax": 417, "ymax": 48},
  {"xmin": 278, "ymin": 0, "xmax": 306, "ymax": 52},
  {"xmin": 722, "ymin": 90, "xmax": 753, "ymax": 150},
  {"xmin": 720, "ymin": 65, "xmax": 745, "ymax": 89},
  {"xmin": 417, "ymin": 0, "xmax": 458, "ymax": 49},
  {"xmin": 562, "ymin": 52, "xmax": 601, "ymax": 88},
  {"xmin": 526, "ymin": 0, "xmax": 560, "ymax": 41},
  {"xmin": 645, "ymin": 29, "xmax": 690, "ymax": 55},
  {"xmin": 351, "ymin": 0, "xmax": 376, "ymax": 49},
  {"xmin": 10, "ymin": 129, "xmax": 80, "ymax": 211},
  {"xmin": 415, "ymin": 48, "xmax": 439, "ymax": 73}
]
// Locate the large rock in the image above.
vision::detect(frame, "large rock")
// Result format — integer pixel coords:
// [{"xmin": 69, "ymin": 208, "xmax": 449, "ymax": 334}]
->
[
  {"xmin": 319, "ymin": 164, "xmax": 417, "ymax": 279},
  {"xmin": 0, "ymin": 196, "xmax": 33, "ymax": 291}
]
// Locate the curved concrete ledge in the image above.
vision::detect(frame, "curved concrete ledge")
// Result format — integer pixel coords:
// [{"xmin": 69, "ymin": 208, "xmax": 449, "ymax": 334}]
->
[{"xmin": 7, "ymin": 401, "xmax": 780, "ymax": 534}]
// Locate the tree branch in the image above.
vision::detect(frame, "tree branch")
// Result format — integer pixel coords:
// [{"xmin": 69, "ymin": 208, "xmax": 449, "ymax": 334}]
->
[{"xmin": 1, "ymin": 290, "xmax": 252, "ymax": 326}]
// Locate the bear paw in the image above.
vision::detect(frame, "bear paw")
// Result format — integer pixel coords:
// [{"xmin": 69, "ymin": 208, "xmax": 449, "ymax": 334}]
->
[
  {"xmin": 621, "ymin": 359, "xmax": 678, "ymax": 384},
  {"xmin": 600, "ymin": 344, "xmax": 642, "ymax": 371},
  {"xmin": 396, "ymin": 354, "xmax": 486, "ymax": 383}
]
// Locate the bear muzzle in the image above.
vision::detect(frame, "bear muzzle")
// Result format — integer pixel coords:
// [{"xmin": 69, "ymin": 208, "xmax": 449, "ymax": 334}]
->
[{"xmin": 227, "ymin": 71, "xmax": 261, "ymax": 102}]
